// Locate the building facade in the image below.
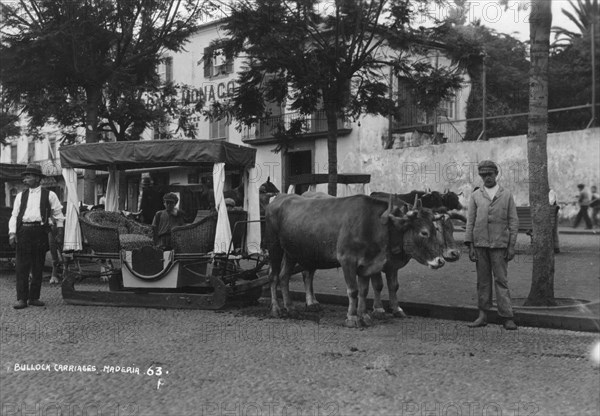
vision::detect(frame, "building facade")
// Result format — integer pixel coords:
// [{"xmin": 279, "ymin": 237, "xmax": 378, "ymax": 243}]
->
[
  {"xmin": 160, "ymin": 20, "xmax": 471, "ymax": 194},
  {"xmin": 1, "ymin": 18, "xmax": 470, "ymax": 209}
]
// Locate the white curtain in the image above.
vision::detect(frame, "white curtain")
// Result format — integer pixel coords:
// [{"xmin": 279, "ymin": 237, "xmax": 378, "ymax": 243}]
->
[
  {"xmin": 287, "ymin": 185, "xmax": 295, "ymax": 194},
  {"xmin": 61, "ymin": 168, "xmax": 82, "ymax": 251},
  {"xmin": 213, "ymin": 163, "xmax": 232, "ymax": 254},
  {"xmin": 244, "ymin": 168, "xmax": 261, "ymax": 254},
  {"xmin": 363, "ymin": 183, "xmax": 371, "ymax": 196},
  {"xmin": 106, "ymin": 168, "xmax": 120, "ymax": 212}
]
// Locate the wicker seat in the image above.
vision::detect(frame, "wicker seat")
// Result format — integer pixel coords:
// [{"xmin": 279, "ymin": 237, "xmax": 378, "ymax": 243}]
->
[
  {"xmin": 84, "ymin": 211, "xmax": 153, "ymax": 239},
  {"xmin": 79, "ymin": 211, "xmax": 154, "ymax": 254},
  {"xmin": 171, "ymin": 213, "xmax": 218, "ymax": 254}
]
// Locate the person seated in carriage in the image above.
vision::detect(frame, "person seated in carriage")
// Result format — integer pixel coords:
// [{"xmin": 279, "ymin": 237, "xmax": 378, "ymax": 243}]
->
[{"xmin": 152, "ymin": 193, "xmax": 187, "ymax": 250}]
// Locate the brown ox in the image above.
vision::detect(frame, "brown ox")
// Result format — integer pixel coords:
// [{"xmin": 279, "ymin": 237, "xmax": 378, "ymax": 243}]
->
[
  {"xmin": 265, "ymin": 194, "xmax": 445, "ymax": 327},
  {"xmin": 371, "ymin": 209, "xmax": 466, "ymax": 318},
  {"xmin": 299, "ymin": 191, "xmax": 466, "ymax": 318}
]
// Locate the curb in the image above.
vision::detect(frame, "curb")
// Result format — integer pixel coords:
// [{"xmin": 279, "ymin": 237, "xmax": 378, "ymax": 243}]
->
[
  {"xmin": 287, "ymin": 290, "xmax": 600, "ymax": 333},
  {"xmin": 558, "ymin": 229, "xmax": 600, "ymax": 235}
]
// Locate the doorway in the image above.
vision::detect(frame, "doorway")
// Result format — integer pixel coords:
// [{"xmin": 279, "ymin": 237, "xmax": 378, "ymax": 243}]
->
[{"xmin": 287, "ymin": 150, "xmax": 312, "ymax": 195}]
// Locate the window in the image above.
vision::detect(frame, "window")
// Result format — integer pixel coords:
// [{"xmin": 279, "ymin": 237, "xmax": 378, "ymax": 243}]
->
[
  {"xmin": 158, "ymin": 57, "xmax": 173, "ymax": 83},
  {"xmin": 439, "ymin": 92, "xmax": 458, "ymax": 119},
  {"xmin": 28, "ymin": 141, "xmax": 35, "ymax": 162},
  {"xmin": 209, "ymin": 118, "xmax": 229, "ymax": 140},
  {"xmin": 203, "ymin": 47, "xmax": 233, "ymax": 78},
  {"xmin": 11, "ymin": 143, "xmax": 17, "ymax": 164}
]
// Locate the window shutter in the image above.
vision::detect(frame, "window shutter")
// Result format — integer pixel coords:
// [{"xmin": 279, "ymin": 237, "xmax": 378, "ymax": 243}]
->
[
  {"xmin": 166, "ymin": 57, "xmax": 173, "ymax": 83},
  {"xmin": 203, "ymin": 48, "xmax": 212, "ymax": 78},
  {"xmin": 225, "ymin": 58, "xmax": 233, "ymax": 74}
]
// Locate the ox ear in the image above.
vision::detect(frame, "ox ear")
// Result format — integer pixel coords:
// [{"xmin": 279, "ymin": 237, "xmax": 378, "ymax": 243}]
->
[
  {"xmin": 389, "ymin": 214, "xmax": 411, "ymax": 231},
  {"xmin": 458, "ymin": 191, "xmax": 464, "ymax": 196}
]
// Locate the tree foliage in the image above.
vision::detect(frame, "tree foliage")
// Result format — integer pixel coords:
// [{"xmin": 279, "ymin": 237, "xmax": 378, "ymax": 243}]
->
[
  {"xmin": 435, "ymin": 22, "xmax": 529, "ymax": 140},
  {"xmin": 549, "ymin": 0, "xmax": 600, "ymax": 130},
  {"xmin": 0, "ymin": 0, "xmax": 212, "ymax": 144},
  {"xmin": 552, "ymin": 0, "xmax": 599, "ymax": 47},
  {"xmin": 208, "ymin": 0, "xmax": 456, "ymax": 195}
]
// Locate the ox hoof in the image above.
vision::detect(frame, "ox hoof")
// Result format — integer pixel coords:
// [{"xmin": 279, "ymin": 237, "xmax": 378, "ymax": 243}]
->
[
  {"xmin": 371, "ymin": 308, "xmax": 387, "ymax": 320},
  {"xmin": 345, "ymin": 317, "xmax": 361, "ymax": 328},
  {"xmin": 305, "ymin": 302, "xmax": 322, "ymax": 312},
  {"xmin": 392, "ymin": 309, "xmax": 408, "ymax": 319},
  {"xmin": 271, "ymin": 305, "xmax": 282, "ymax": 318},
  {"xmin": 283, "ymin": 307, "xmax": 300, "ymax": 318},
  {"xmin": 360, "ymin": 314, "xmax": 373, "ymax": 327}
]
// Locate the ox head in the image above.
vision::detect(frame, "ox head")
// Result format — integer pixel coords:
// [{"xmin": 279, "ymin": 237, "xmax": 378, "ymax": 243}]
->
[
  {"xmin": 419, "ymin": 190, "xmax": 444, "ymax": 209},
  {"xmin": 259, "ymin": 177, "xmax": 281, "ymax": 195},
  {"xmin": 380, "ymin": 196, "xmax": 445, "ymax": 269},
  {"xmin": 441, "ymin": 189, "xmax": 463, "ymax": 211},
  {"xmin": 432, "ymin": 208, "xmax": 467, "ymax": 262}
]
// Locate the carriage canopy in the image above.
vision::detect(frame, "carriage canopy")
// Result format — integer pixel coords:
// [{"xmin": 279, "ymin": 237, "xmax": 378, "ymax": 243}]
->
[
  {"xmin": 59, "ymin": 140, "xmax": 260, "ymax": 255},
  {"xmin": 59, "ymin": 139, "xmax": 256, "ymax": 171}
]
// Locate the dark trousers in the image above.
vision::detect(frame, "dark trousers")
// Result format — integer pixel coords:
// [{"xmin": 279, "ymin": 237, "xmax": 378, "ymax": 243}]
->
[
  {"xmin": 573, "ymin": 206, "xmax": 592, "ymax": 229},
  {"xmin": 15, "ymin": 225, "xmax": 49, "ymax": 301}
]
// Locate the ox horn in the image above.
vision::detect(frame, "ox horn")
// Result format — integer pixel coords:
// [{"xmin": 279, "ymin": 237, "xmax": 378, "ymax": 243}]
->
[
  {"xmin": 413, "ymin": 194, "xmax": 419, "ymax": 208},
  {"xmin": 388, "ymin": 194, "xmax": 393, "ymax": 212}
]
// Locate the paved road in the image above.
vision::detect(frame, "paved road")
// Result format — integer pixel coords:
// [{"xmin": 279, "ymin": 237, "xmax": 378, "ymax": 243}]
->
[
  {"xmin": 1, "ymin": 231, "xmax": 598, "ymax": 416},
  {"xmin": 1, "ymin": 287, "xmax": 599, "ymax": 416}
]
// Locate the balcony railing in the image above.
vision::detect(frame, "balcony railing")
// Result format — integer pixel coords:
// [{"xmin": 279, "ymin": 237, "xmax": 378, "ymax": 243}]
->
[{"xmin": 242, "ymin": 110, "xmax": 351, "ymax": 143}]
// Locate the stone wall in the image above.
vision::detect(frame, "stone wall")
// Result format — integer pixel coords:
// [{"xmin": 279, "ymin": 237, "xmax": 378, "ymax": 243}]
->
[{"xmin": 359, "ymin": 128, "xmax": 600, "ymax": 220}]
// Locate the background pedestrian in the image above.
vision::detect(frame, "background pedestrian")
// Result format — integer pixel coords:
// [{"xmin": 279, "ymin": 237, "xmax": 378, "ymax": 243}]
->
[
  {"xmin": 590, "ymin": 185, "xmax": 599, "ymax": 228},
  {"xmin": 573, "ymin": 184, "xmax": 592, "ymax": 229}
]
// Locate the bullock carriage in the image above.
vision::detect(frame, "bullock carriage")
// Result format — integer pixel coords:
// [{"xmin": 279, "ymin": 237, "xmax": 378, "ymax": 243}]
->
[{"xmin": 59, "ymin": 140, "xmax": 268, "ymax": 309}]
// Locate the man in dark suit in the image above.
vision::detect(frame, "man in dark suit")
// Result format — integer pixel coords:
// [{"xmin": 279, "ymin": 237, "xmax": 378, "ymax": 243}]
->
[{"xmin": 8, "ymin": 164, "xmax": 65, "ymax": 309}]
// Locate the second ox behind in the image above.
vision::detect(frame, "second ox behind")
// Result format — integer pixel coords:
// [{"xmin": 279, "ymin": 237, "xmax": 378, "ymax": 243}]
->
[{"xmin": 265, "ymin": 193, "xmax": 447, "ymax": 327}]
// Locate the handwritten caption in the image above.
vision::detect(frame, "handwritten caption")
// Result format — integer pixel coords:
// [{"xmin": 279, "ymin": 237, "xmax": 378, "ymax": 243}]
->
[{"xmin": 7, "ymin": 363, "xmax": 168, "ymax": 389}]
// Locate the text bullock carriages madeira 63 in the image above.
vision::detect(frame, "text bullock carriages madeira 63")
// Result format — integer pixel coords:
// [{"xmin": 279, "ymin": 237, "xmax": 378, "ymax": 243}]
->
[{"xmin": 59, "ymin": 140, "xmax": 268, "ymax": 309}]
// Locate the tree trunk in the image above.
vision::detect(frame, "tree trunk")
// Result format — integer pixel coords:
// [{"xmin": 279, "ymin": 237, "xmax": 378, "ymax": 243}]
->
[
  {"xmin": 524, "ymin": 0, "xmax": 556, "ymax": 307},
  {"xmin": 325, "ymin": 105, "xmax": 339, "ymax": 196},
  {"xmin": 83, "ymin": 86, "xmax": 102, "ymax": 204}
]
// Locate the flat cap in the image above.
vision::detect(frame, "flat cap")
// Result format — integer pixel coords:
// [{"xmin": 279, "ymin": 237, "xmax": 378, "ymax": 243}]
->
[
  {"xmin": 163, "ymin": 192, "xmax": 179, "ymax": 202},
  {"xmin": 478, "ymin": 160, "xmax": 498, "ymax": 173}
]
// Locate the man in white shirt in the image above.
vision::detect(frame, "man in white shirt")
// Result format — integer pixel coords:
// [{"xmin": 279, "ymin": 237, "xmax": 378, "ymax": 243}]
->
[{"xmin": 8, "ymin": 164, "xmax": 65, "ymax": 309}]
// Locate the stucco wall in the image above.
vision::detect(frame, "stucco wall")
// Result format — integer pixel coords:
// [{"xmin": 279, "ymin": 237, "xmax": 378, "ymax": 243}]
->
[{"xmin": 357, "ymin": 128, "xmax": 600, "ymax": 215}]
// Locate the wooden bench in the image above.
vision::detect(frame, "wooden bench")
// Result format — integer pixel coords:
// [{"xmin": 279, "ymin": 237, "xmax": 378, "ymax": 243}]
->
[{"xmin": 516, "ymin": 206, "xmax": 533, "ymax": 235}]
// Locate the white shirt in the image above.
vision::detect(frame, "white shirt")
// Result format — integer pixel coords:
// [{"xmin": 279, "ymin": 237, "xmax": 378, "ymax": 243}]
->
[
  {"xmin": 484, "ymin": 183, "xmax": 499, "ymax": 200},
  {"xmin": 8, "ymin": 186, "xmax": 65, "ymax": 234}
]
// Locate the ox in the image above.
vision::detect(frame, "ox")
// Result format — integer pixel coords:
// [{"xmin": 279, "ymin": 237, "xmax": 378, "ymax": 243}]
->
[
  {"xmin": 299, "ymin": 191, "xmax": 466, "ymax": 318},
  {"xmin": 265, "ymin": 194, "xmax": 446, "ymax": 327},
  {"xmin": 371, "ymin": 208, "xmax": 466, "ymax": 318}
]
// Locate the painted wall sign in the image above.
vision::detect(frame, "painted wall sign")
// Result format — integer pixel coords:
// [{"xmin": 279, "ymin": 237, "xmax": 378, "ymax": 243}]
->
[{"xmin": 181, "ymin": 80, "xmax": 236, "ymax": 104}]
